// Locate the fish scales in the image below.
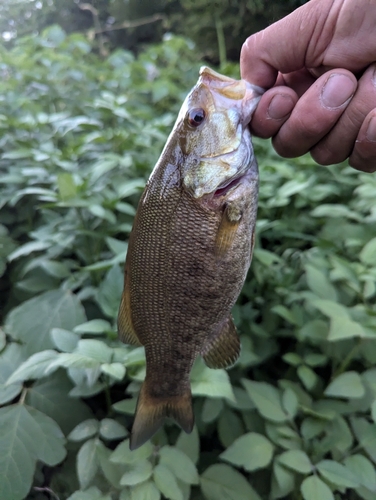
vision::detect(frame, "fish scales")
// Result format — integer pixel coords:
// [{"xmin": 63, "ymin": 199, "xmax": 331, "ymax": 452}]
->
[{"xmin": 118, "ymin": 67, "xmax": 263, "ymax": 449}]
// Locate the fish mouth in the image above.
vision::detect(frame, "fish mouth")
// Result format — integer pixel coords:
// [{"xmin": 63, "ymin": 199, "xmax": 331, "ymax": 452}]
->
[{"xmin": 213, "ymin": 172, "xmax": 247, "ymax": 197}]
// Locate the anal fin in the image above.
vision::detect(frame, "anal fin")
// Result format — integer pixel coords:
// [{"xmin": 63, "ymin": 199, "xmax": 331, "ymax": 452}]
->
[
  {"xmin": 117, "ymin": 263, "xmax": 142, "ymax": 346},
  {"xmin": 201, "ymin": 316, "xmax": 241, "ymax": 369}
]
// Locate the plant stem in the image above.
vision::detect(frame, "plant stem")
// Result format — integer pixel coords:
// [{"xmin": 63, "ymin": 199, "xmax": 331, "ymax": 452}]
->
[
  {"xmin": 215, "ymin": 13, "xmax": 227, "ymax": 67},
  {"xmin": 333, "ymin": 339, "xmax": 361, "ymax": 378}
]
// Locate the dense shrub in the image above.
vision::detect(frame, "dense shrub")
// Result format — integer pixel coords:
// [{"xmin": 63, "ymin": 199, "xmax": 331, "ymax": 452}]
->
[{"xmin": 1, "ymin": 27, "xmax": 376, "ymax": 500}]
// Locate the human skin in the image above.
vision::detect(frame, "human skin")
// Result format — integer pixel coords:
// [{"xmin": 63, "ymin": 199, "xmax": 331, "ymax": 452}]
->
[{"xmin": 240, "ymin": 0, "xmax": 376, "ymax": 172}]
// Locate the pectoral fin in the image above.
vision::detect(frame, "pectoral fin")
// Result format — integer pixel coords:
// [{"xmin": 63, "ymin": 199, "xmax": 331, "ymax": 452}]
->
[
  {"xmin": 117, "ymin": 264, "xmax": 142, "ymax": 346},
  {"xmin": 215, "ymin": 203, "xmax": 242, "ymax": 257},
  {"xmin": 201, "ymin": 316, "xmax": 241, "ymax": 369}
]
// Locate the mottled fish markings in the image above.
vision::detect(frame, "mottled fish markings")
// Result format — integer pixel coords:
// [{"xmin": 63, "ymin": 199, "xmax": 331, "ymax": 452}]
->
[{"xmin": 118, "ymin": 67, "xmax": 263, "ymax": 450}]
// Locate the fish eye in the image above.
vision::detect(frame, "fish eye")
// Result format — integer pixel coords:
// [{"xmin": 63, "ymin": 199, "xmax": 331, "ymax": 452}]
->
[{"xmin": 187, "ymin": 108, "xmax": 206, "ymax": 127}]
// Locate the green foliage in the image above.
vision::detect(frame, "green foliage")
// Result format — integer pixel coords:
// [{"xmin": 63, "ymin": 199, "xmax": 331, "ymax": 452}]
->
[{"xmin": 1, "ymin": 27, "xmax": 376, "ymax": 500}]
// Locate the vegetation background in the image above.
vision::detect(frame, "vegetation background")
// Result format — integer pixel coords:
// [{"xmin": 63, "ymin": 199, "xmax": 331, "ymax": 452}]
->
[{"xmin": 1, "ymin": 1, "xmax": 376, "ymax": 500}]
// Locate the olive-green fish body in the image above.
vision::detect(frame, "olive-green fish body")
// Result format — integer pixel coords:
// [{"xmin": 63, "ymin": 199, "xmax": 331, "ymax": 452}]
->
[{"xmin": 118, "ymin": 67, "xmax": 263, "ymax": 449}]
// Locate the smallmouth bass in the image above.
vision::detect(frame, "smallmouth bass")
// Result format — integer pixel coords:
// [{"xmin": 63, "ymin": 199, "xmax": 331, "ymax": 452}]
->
[{"xmin": 118, "ymin": 67, "xmax": 263, "ymax": 450}]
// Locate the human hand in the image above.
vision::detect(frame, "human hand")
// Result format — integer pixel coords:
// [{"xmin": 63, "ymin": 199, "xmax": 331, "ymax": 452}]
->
[{"xmin": 240, "ymin": 0, "xmax": 376, "ymax": 172}]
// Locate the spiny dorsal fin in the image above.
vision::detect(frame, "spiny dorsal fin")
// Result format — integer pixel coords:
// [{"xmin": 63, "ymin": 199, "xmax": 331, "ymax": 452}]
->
[{"xmin": 201, "ymin": 316, "xmax": 241, "ymax": 369}]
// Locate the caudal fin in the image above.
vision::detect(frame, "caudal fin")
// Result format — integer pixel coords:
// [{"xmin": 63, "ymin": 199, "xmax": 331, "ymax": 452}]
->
[{"xmin": 129, "ymin": 381, "xmax": 194, "ymax": 450}]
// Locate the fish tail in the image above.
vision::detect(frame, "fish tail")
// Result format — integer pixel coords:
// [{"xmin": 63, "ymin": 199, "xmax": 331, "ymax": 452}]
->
[{"xmin": 129, "ymin": 380, "xmax": 194, "ymax": 450}]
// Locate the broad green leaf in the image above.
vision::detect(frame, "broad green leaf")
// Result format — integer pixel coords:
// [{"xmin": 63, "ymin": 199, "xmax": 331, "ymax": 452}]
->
[
  {"xmin": 130, "ymin": 481, "xmax": 161, "ymax": 500},
  {"xmin": 175, "ymin": 425, "xmax": 200, "ymax": 465},
  {"xmin": 0, "ymin": 329, "xmax": 5, "ymax": 351},
  {"xmin": 68, "ymin": 419, "xmax": 99, "ymax": 441},
  {"xmin": 218, "ymin": 408, "xmax": 244, "ymax": 448},
  {"xmin": 74, "ymin": 319, "xmax": 112, "ymax": 334},
  {"xmin": 57, "ymin": 172, "xmax": 77, "ymax": 200},
  {"xmin": 6, "ymin": 349, "xmax": 58, "ymax": 384},
  {"xmin": 25, "ymin": 371, "xmax": 92, "ymax": 435},
  {"xmin": 99, "ymin": 418, "xmax": 128, "ymax": 440},
  {"xmin": 112, "ymin": 398, "xmax": 137, "ymax": 415},
  {"xmin": 97, "ymin": 265, "xmax": 123, "ymax": 318},
  {"xmin": 202, "ymin": 397, "xmax": 224, "ymax": 423},
  {"xmin": 351, "ymin": 417, "xmax": 376, "ymax": 463},
  {"xmin": 201, "ymin": 464, "xmax": 262, "ymax": 500},
  {"xmin": 277, "ymin": 450, "xmax": 312, "ymax": 474},
  {"xmin": 0, "ymin": 344, "xmax": 25, "ymax": 405},
  {"xmin": 120, "ymin": 459, "xmax": 153, "ymax": 486},
  {"xmin": 297, "ymin": 365, "xmax": 318, "ymax": 391},
  {"xmin": 310, "ymin": 299, "xmax": 349, "ymax": 319},
  {"xmin": 242, "ymin": 379, "xmax": 287, "ymax": 422},
  {"xmin": 220, "ymin": 432, "xmax": 273, "ymax": 471},
  {"xmin": 301, "ymin": 476, "xmax": 334, "ymax": 500},
  {"xmin": 191, "ymin": 362, "xmax": 234, "ymax": 401},
  {"xmin": 67, "ymin": 487, "xmax": 108, "ymax": 500},
  {"xmin": 344, "ymin": 454, "xmax": 376, "ymax": 491},
  {"xmin": 282, "ymin": 388, "xmax": 298, "ymax": 419},
  {"xmin": 5, "ymin": 290, "xmax": 86, "ymax": 355},
  {"xmin": 271, "ymin": 461, "xmax": 295, "ymax": 499},
  {"xmin": 316, "ymin": 459, "xmax": 359, "ymax": 488},
  {"xmin": 96, "ymin": 440, "xmax": 124, "ymax": 489},
  {"xmin": 305, "ymin": 265, "xmax": 337, "ymax": 301},
  {"xmin": 51, "ymin": 328, "xmax": 79, "ymax": 352},
  {"xmin": 110, "ymin": 439, "xmax": 153, "ymax": 464},
  {"xmin": 328, "ymin": 316, "xmax": 365, "ymax": 341},
  {"xmin": 159, "ymin": 445, "xmax": 199, "ymax": 484},
  {"xmin": 75, "ymin": 339, "xmax": 113, "ymax": 363},
  {"xmin": 101, "ymin": 362, "xmax": 126, "ymax": 380},
  {"xmin": 77, "ymin": 438, "xmax": 99, "ymax": 489},
  {"xmin": 360, "ymin": 237, "xmax": 376, "ymax": 266},
  {"xmin": 154, "ymin": 463, "xmax": 183, "ymax": 500},
  {"xmin": 325, "ymin": 371, "xmax": 365, "ymax": 399},
  {"xmin": 0, "ymin": 404, "xmax": 66, "ymax": 500}
]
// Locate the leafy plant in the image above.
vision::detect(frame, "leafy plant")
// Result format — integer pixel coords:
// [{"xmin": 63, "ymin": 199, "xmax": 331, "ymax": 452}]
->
[{"xmin": 1, "ymin": 26, "xmax": 376, "ymax": 500}]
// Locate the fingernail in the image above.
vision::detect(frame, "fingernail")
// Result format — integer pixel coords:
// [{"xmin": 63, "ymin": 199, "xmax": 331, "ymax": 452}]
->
[
  {"xmin": 321, "ymin": 74, "xmax": 355, "ymax": 109},
  {"xmin": 267, "ymin": 94, "xmax": 295, "ymax": 120},
  {"xmin": 366, "ymin": 117, "xmax": 376, "ymax": 142}
]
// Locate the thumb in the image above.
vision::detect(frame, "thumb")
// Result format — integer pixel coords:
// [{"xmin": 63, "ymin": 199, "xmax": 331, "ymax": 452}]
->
[{"xmin": 240, "ymin": 0, "xmax": 338, "ymax": 88}]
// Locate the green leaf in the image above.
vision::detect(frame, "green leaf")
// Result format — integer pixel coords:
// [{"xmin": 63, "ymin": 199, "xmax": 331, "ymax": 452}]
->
[
  {"xmin": 325, "ymin": 371, "xmax": 365, "ymax": 399},
  {"xmin": 120, "ymin": 459, "xmax": 153, "ymax": 486},
  {"xmin": 67, "ymin": 486, "xmax": 107, "ymax": 500},
  {"xmin": 344, "ymin": 454, "xmax": 376, "ymax": 491},
  {"xmin": 5, "ymin": 289, "xmax": 86, "ymax": 355},
  {"xmin": 271, "ymin": 461, "xmax": 295, "ymax": 499},
  {"xmin": 97, "ymin": 265, "xmax": 123, "ymax": 318},
  {"xmin": 218, "ymin": 409, "xmax": 244, "ymax": 448},
  {"xmin": 0, "ymin": 344, "xmax": 25, "ymax": 405},
  {"xmin": 316, "ymin": 459, "xmax": 360, "ymax": 488},
  {"xmin": 130, "ymin": 481, "xmax": 161, "ymax": 500},
  {"xmin": 154, "ymin": 463, "xmax": 183, "ymax": 500},
  {"xmin": 242, "ymin": 380, "xmax": 287, "ymax": 422},
  {"xmin": 282, "ymin": 388, "xmax": 299, "ymax": 419},
  {"xmin": 51, "ymin": 328, "xmax": 79, "ymax": 352},
  {"xmin": 6, "ymin": 349, "xmax": 58, "ymax": 384},
  {"xmin": 220, "ymin": 432, "xmax": 273, "ymax": 471},
  {"xmin": 101, "ymin": 362, "xmax": 126, "ymax": 380},
  {"xmin": 68, "ymin": 419, "xmax": 99, "ymax": 441},
  {"xmin": 159, "ymin": 445, "xmax": 199, "ymax": 484},
  {"xmin": 96, "ymin": 440, "xmax": 124, "ymax": 489},
  {"xmin": 360, "ymin": 237, "xmax": 376, "ymax": 265},
  {"xmin": 57, "ymin": 172, "xmax": 77, "ymax": 200},
  {"xmin": 77, "ymin": 438, "xmax": 99, "ymax": 490},
  {"xmin": 75, "ymin": 339, "xmax": 113, "ymax": 363},
  {"xmin": 328, "ymin": 316, "xmax": 365, "ymax": 341},
  {"xmin": 201, "ymin": 464, "xmax": 262, "ymax": 500},
  {"xmin": 0, "ymin": 404, "xmax": 66, "ymax": 500},
  {"xmin": 310, "ymin": 299, "xmax": 349, "ymax": 319},
  {"xmin": 175, "ymin": 425, "xmax": 200, "ymax": 465},
  {"xmin": 25, "ymin": 370, "xmax": 92, "ymax": 435},
  {"xmin": 191, "ymin": 362, "xmax": 235, "ymax": 401},
  {"xmin": 297, "ymin": 365, "xmax": 318, "ymax": 391},
  {"xmin": 73, "ymin": 319, "xmax": 112, "ymax": 334},
  {"xmin": 99, "ymin": 418, "xmax": 128, "ymax": 440},
  {"xmin": 110, "ymin": 439, "xmax": 153, "ymax": 464},
  {"xmin": 301, "ymin": 476, "xmax": 334, "ymax": 500},
  {"xmin": 305, "ymin": 264, "xmax": 337, "ymax": 301},
  {"xmin": 202, "ymin": 397, "xmax": 224, "ymax": 423},
  {"xmin": 277, "ymin": 450, "xmax": 312, "ymax": 474}
]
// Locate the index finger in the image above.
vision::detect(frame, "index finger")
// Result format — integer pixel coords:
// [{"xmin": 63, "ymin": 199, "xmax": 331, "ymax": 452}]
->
[{"xmin": 240, "ymin": 0, "xmax": 337, "ymax": 88}]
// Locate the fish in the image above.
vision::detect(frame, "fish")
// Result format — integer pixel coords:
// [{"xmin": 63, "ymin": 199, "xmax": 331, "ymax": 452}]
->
[{"xmin": 118, "ymin": 66, "xmax": 263, "ymax": 450}]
